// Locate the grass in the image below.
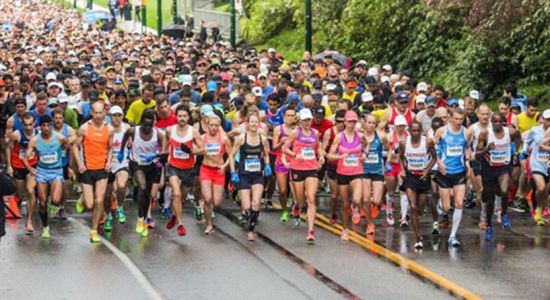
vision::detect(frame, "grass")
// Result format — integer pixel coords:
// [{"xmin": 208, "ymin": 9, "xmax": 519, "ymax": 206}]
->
[{"xmin": 251, "ymin": 28, "xmax": 306, "ymax": 62}]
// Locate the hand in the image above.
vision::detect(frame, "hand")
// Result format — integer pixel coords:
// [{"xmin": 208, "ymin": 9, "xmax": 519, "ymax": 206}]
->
[
  {"xmin": 6, "ymin": 166, "xmax": 13, "ymax": 177},
  {"xmin": 339, "ymin": 153, "xmax": 349, "ymax": 160},
  {"xmin": 385, "ymin": 162, "xmax": 392, "ymax": 173},
  {"xmin": 519, "ymin": 151, "xmax": 528, "ymax": 161},
  {"xmin": 282, "ymin": 159, "xmax": 290, "ymax": 168},
  {"xmin": 180, "ymin": 143, "xmax": 191, "ymax": 154},
  {"xmin": 486, "ymin": 142, "xmax": 495, "ymax": 151},
  {"xmin": 264, "ymin": 164, "xmax": 272, "ymax": 177},
  {"xmin": 68, "ymin": 167, "xmax": 75, "ymax": 178},
  {"xmin": 399, "ymin": 169, "xmax": 406, "ymax": 178},
  {"xmin": 29, "ymin": 167, "xmax": 37, "ymax": 176},
  {"xmin": 419, "ymin": 170, "xmax": 429, "ymax": 181},
  {"xmin": 117, "ymin": 151, "xmax": 125, "ymax": 163},
  {"xmin": 158, "ymin": 153, "xmax": 168, "ymax": 164},
  {"xmin": 105, "ymin": 162, "xmax": 111, "ymax": 172},
  {"xmin": 438, "ymin": 162, "xmax": 447, "ymax": 176},
  {"xmin": 145, "ymin": 153, "xmax": 158, "ymax": 163},
  {"xmin": 78, "ymin": 164, "xmax": 87, "ymax": 174},
  {"xmin": 295, "ymin": 154, "xmax": 304, "ymax": 162},
  {"xmin": 218, "ymin": 165, "xmax": 226, "ymax": 174},
  {"xmin": 318, "ymin": 156, "xmax": 325, "ymax": 166},
  {"xmin": 231, "ymin": 172, "xmax": 240, "ymax": 185}
]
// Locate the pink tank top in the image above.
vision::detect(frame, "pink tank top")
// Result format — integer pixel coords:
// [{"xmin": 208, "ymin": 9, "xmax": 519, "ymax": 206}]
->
[
  {"xmin": 336, "ymin": 131, "xmax": 363, "ymax": 175},
  {"xmin": 290, "ymin": 127, "xmax": 319, "ymax": 171},
  {"xmin": 275, "ymin": 125, "xmax": 289, "ymax": 164}
]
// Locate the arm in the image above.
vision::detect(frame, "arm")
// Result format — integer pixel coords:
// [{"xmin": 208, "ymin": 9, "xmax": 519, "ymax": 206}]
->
[
  {"xmin": 282, "ymin": 130, "xmax": 299, "ymax": 159},
  {"xmin": 327, "ymin": 134, "xmax": 344, "ymax": 161},
  {"xmin": 272, "ymin": 126, "xmax": 283, "ymax": 151},
  {"xmin": 192, "ymin": 128, "xmax": 204, "ymax": 155},
  {"xmin": 105, "ymin": 127, "xmax": 115, "ymax": 171},
  {"xmin": 73, "ymin": 125, "xmax": 87, "ymax": 173},
  {"xmin": 228, "ymin": 135, "xmax": 244, "ymax": 173},
  {"xmin": 221, "ymin": 136, "xmax": 233, "ymax": 169},
  {"xmin": 423, "ymin": 138, "xmax": 438, "ymax": 179},
  {"xmin": 23, "ymin": 137, "xmax": 37, "ymax": 175},
  {"xmin": 539, "ymin": 128, "xmax": 550, "ymax": 152},
  {"xmin": 475, "ymin": 130, "xmax": 492, "ymax": 159},
  {"xmin": 397, "ymin": 140, "xmax": 406, "ymax": 177},
  {"xmin": 433, "ymin": 127, "xmax": 446, "ymax": 174},
  {"xmin": 5, "ymin": 132, "xmax": 18, "ymax": 176}
]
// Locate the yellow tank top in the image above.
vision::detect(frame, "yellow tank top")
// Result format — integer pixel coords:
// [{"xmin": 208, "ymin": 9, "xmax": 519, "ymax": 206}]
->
[{"xmin": 517, "ymin": 112, "xmax": 539, "ymax": 133}]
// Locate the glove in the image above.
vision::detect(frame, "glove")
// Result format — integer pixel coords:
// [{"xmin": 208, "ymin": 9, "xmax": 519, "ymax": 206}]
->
[
  {"xmin": 264, "ymin": 165, "xmax": 272, "ymax": 177},
  {"xmin": 519, "ymin": 151, "xmax": 528, "ymax": 161},
  {"xmin": 145, "ymin": 153, "xmax": 158, "ymax": 163},
  {"xmin": 231, "ymin": 172, "xmax": 240, "ymax": 185},
  {"xmin": 385, "ymin": 162, "xmax": 392, "ymax": 173},
  {"xmin": 180, "ymin": 143, "xmax": 191, "ymax": 154},
  {"xmin": 158, "ymin": 153, "xmax": 168, "ymax": 164},
  {"xmin": 117, "ymin": 150, "xmax": 124, "ymax": 163}
]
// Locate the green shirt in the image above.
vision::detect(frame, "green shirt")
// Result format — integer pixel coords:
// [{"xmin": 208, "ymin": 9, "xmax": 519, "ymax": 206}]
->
[{"xmin": 64, "ymin": 108, "xmax": 78, "ymax": 129}]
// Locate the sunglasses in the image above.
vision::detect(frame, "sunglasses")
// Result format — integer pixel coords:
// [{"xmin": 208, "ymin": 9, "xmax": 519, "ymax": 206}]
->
[{"xmin": 335, "ymin": 119, "xmax": 345, "ymax": 124}]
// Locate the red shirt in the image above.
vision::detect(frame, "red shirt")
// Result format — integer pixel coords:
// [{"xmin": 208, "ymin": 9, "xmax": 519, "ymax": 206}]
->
[
  {"xmin": 155, "ymin": 111, "xmax": 177, "ymax": 130},
  {"xmin": 311, "ymin": 119, "xmax": 334, "ymax": 137},
  {"xmin": 435, "ymin": 98, "xmax": 448, "ymax": 108}
]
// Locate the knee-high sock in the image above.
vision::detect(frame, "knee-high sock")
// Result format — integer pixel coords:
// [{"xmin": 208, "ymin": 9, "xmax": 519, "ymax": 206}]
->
[
  {"xmin": 451, "ymin": 209, "xmax": 463, "ymax": 237},
  {"xmin": 400, "ymin": 194, "xmax": 409, "ymax": 221}
]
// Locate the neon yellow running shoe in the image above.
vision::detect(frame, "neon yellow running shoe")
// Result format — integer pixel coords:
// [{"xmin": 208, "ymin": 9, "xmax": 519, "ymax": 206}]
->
[
  {"xmin": 41, "ymin": 226, "xmax": 50, "ymax": 239},
  {"xmin": 89, "ymin": 230, "xmax": 101, "ymax": 243},
  {"xmin": 280, "ymin": 210, "xmax": 289, "ymax": 222},
  {"xmin": 141, "ymin": 225, "xmax": 148, "ymax": 238},
  {"xmin": 135, "ymin": 218, "xmax": 144, "ymax": 234},
  {"xmin": 76, "ymin": 196, "xmax": 85, "ymax": 214}
]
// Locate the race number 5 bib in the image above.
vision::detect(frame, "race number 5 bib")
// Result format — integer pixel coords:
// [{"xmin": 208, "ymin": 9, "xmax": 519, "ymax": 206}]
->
[
  {"xmin": 244, "ymin": 158, "xmax": 261, "ymax": 172},
  {"xmin": 206, "ymin": 143, "xmax": 221, "ymax": 156},
  {"xmin": 343, "ymin": 154, "xmax": 359, "ymax": 167},
  {"xmin": 301, "ymin": 147, "xmax": 315, "ymax": 160},
  {"xmin": 40, "ymin": 152, "xmax": 58, "ymax": 164},
  {"xmin": 536, "ymin": 152, "xmax": 549, "ymax": 164},
  {"xmin": 173, "ymin": 148, "xmax": 190, "ymax": 159},
  {"xmin": 446, "ymin": 145, "xmax": 463, "ymax": 157},
  {"xmin": 364, "ymin": 152, "xmax": 379, "ymax": 164}
]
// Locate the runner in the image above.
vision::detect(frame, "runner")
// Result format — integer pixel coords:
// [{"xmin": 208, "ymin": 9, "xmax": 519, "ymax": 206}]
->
[
  {"xmin": 200, "ymin": 114, "xmax": 232, "ymax": 234},
  {"xmin": 433, "ymin": 109, "xmax": 472, "ymax": 247},
  {"xmin": 119, "ymin": 108, "xmax": 167, "ymax": 237},
  {"xmin": 283, "ymin": 108, "xmax": 325, "ymax": 243},
  {"xmin": 73, "ymin": 102, "xmax": 114, "ymax": 243},
  {"xmin": 229, "ymin": 112, "xmax": 270, "ymax": 241},
  {"xmin": 361, "ymin": 114, "xmax": 389, "ymax": 235},
  {"xmin": 385, "ymin": 115, "xmax": 409, "ymax": 226},
  {"xmin": 23, "ymin": 115, "xmax": 70, "ymax": 238},
  {"xmin": 6, "ymin": 112, "xmax": 38, "ymax": 234},
  {"xmin": 399, "ymin": 121, "xmax": 437, "ymax": 249},
  {"xmin": 52, "ymin": 108, "xmax": 76, "ymax": 220},
  {"xmin": 165, "ymin": 105, "xmax": 203, "ymax": 236},
  {"xmin": 327, "ymin": 110, "xmax": 367, "ymax": 241}
]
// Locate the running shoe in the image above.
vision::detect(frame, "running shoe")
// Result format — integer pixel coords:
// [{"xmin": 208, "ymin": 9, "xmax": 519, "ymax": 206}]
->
[
  {"xmin": 340, "ymin": 229, "xmax": 349, "ymax": 241},
  {"xmin": 294, "ymin": 216, "xmax": 301, "ymax": 228},
  {"xmin": 146, "ymin": 217, "xmax": 155, "ymax": 229},
  {"xmin": 212, "ymin": 211, "xmax": 216, "ymax": 219},
  {"xmin": 386, "ymin": 213, "xmax": 395, "ymax": 226},
  {"xmin": 116, "ymin": 208, "xmax": 126, "ymax": 224},
  {"xmin": 25, "ymin": 222, "xmax": 34, "ymax": 235},
  {"xmin": 535, "ymin": 208, "xmax": 545, "ymax": 226},
  {"xmin": 162, "ymin": 207, "xmax": 172, "ymax": 219},
  {"xmin": 104, "ymin": 216, "xmax": 113, "ymax": 232},
  {"xmin": 135, "ymin": 219, "xmax": 144, "ymax": 234},
  {"xmin": 247, "ymin": 231, "xmax": 255, "ymax": 241},
  {"xmin": 381, "ymin": 203, "xmax": 387, "ymax": 211},
  {"xmin": 448, "ymin": 236, "xmax": 461, "ymax": 248},
  {"xmin": 501, "ymin": 214, "xmax": 511, "ymax": 230},
  {"xmin": 41, "ymin": 226, "xmax": 50, "ymax": 239},
  {"xmin": 400, "ymin": 218, "xmax": 408, "ymax": 228},
  {"xmin": 432, "ymin": 222, "xmax": 440, "ymax": 235},
  {"xmin": 414, "ymin": 238, "xmax": 423, "ymax": 249},
  {"xmin": 351, "ymin": 208, "xmax": 361, "ymax": 225},
  {"xmin": 330, "ymin": 214, "xmax": 337, "ymax": 224},
  {"xmin": 307, "ymin": 230, "xmax": 315, "ymax": 244},
  {"xmin": 177, "ymin": 224, "xmax": 187, "ymax": 236},
  {"xmin": 479, "ymin": 216, "xmax": 488, "ymax": 230},
  {"xmin": 371, "ymin": 204, "xmax": 379, "ymax": 219},
  {"xmin": 238, "ymin": 214, "xmax": 248, "ymax": 224},
  {"xmin": 439, "ymin": 214, "xmax": 449, "ymax": 229},
  {"xmin": 280, "ymin": 210, "xmax": 289, "ymax": 222},
  {"xmin": 141, "ymin": 226, "xmax": 149, "ymax": 237},
  {"xmin": 366, "ymin": 223, "xmax": 375, "ymax": 235},
  {"xmin": 484, "ymin": 227, "xmax": 493, "ymax": 241},
  {"xmin": 495, "ymin": 208, "xmax": 502, "ymax": 224},
  {"xmin": 56, "ymin": 208, "xmax": 68, "ymax": 220},
  {"xmin": 465, "ymin": 190, "xmax": 476, "ymax": 209},
  {"xmin": 89, "ymin": 230, "xmax": 101, "ymax": 243},
  {"xmin": 359, "ymin": 208, "xmax": 366, "ymax": 218},
  {"xmin": 292, "ymin": 207, "xmax": 300, "ymax": 219},
  {"xmin": 166, "ymin": 216, "xmax": 176, "ymax": 230},
  {"xmin": 48, "ymin": 204, "xmax": 57, "ymax": 219},
  {"xmin": 543, "ymin": 207, "xmax": 550, "ymax": 218},
  {"xmin": 204, "ymin": 225, "xmax": 214, "ymax": 235},
  {"xmin": 194, "ymin": 205, "xmax": 203, "ymax": 221},
  {"xmin": 75, "ymin": 196, "xmax": 85, "ymax": 214}
]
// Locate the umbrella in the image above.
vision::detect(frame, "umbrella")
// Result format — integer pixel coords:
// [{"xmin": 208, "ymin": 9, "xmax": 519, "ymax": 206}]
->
[
  {"xmin": 161, "ymin": 23, "xmax": 188, "ymax": 39},
  {"xmin": 312, "ymin": 51, "xmax": 350, "ymax": 68}
]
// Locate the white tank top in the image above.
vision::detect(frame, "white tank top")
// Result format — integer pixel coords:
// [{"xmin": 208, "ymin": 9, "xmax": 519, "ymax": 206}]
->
[
  {"xmin": 130, "ymin": 126, "xmax": 160, "ymax": 165},
  {"xmin": 170, "ymin": 124, "xmax": 193, "ymax": 143},
  {"xmin": 486, "ymin": 127, "xmax": 511, "ymax": 167},
  {"xmin": 111, "ymin": 123, "xmax": 130, "ymax": 172},
  {"xmin": 471, "ymin": 122, "xmax": 492, "ymax": 151},
  {"xmin": 404, "ymin": 135, "xmax": 430, "ymax": 174}
]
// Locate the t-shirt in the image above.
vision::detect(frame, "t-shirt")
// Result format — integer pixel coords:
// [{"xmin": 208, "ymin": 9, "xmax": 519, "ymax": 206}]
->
[
  {"xmin": 125, "ymin": 99, "xmax": 156, "ymax": 125},
  {"xmin": 155, "ymin": 111, "xmax": 177, "ymax": 130},
  {"xmin": 518, "ymin": 111, "xmax": 540, "ymax": 133},
  {"xmin": 311, "ymin": 119, "xmax": 334, "ymax": 137},
  {"xmin": 372, "ymin": 108, "xmax": 389, "ymax": 121},
  {"xmin": 416, "ymin": 110, "xmax": 434, "ymax": 133},
  {"xmin": 64, "ymin": 107, "xmax": 79, "ymax": 130}
]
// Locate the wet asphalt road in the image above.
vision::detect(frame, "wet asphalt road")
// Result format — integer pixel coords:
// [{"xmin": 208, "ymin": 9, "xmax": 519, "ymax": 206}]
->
[{"xmin": 1, "ymin": 196, "xmax": 549, "ymax": 300}]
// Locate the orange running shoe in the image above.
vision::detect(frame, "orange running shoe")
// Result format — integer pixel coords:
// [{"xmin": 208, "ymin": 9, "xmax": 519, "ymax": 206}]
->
[
  {"xmin": 371, "ymin": 204, "xmax": 379, "ymax": 219},
  {"xmin": 366, "ymin": 223, "xmax": 375, "ymax": 235}
]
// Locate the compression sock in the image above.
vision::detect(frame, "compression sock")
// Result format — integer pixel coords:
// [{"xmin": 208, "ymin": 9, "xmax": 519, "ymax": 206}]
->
[
  {"xmin": 450, "ymin": 209, "xmax": 463, "ymax": 237},
  {"xmin": 400, "ymin": 194, "xmax": 409, "ymax": 221},
  {"xmin": 386, "ymin": 195, "xmax": 393, "ymax": 215}
]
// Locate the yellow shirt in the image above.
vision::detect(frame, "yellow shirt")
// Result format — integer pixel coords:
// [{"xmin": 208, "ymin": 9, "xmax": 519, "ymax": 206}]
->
[
  {"xmin": 322, "ymin": 104, "xmax": 333, "ymax": 118},
  {"xmin": 372, "ymin": 108, "xmax": 389, "ymax": 121},
  {"xmin": 342, "ymin": 91, "xmax": 358, "ymax": 104},
  {"xmin": 226, "ymin": 109, "xmax": 237, "ymax": 122},
  {"xmin": 517, "ymin": 112, "xmax": 539, "ymax": 133},
  {"xmin": 125, "ymin": 99, "xmax": 156, "ymax": 125}
]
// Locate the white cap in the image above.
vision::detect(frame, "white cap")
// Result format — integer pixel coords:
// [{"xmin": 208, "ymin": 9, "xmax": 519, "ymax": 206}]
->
[
  {"xmin": 361, "ymin": 92, "xmax": 373, "ymax": 102},
  {"xmin": 382, "ymin": 64, "xmax": 392, "ymax": 72},
  {"xmin": 252, "ymin": 86, "xmax": 262, "ymax": 97},
  {"xmin": 35, "ymin": 58, "xmax": 44, "ymax": 65},
  {"xmin": 248, "ymin": 75, "xmax": 256, "ymax": 84},
  {"xmin": 299, "ymin": 108, "xmax": 313, "ymax": 120},
  {"xmin": 394, "ymin": 81, "xmax": 403, "ymax": 87},
  {"xmin": 416, "ymin": 94, "xmax": 427, "ymax": 104},
  {"xmin": 368, "ymin": 67, "xmax": 378, "ymax": 77},
  {"xmin": 355, "ymin": 60, "xmax": 368, "ymax": 67},
  {"xmin": 47, "ymin": 82, "xmax": 63, "ymax": 89},
  {"xmin": 258, "ymin": 73, "xmax": 268, "ymax": 79},
  {"xmin": 142, "ymin": 69, "xmax": 151, "ymax": 76},
  {"xmin": 380, "ymin": 76, "xmax": 390, "ymax": 83},
  {"xmin": 109, "ymin": 105, "xmax": 124, "ymax": 115},
  {"xmin": 326, "ymin": 83, "xmax": 338, "ymax": 91},
  {"xmin": 543, "ymin": 109, "xmax": 550, "ymax": 119},
  {"xmin": 417, "ymin": 82, "xmax": 428, "ymax": 92},
  {"xmin": 458, "ymin": 98, "xmax": 465, "ymax": 109},
  {"xmin": 180, "ymin": 74, "xmax": 193, "ymax": 86},
  {"xmin": 45, "ymin": 72, "xmax": 57, "ymax": 81},
  {"xmin": 395, "ymin": 115, "xmax": 407, "ymax": 127},
  {"xmin": 469, "ymin": 90, "xmax": 480, "ymax": 100},
  {"xmin": 268, "ymin": 48, "xmax": 276, "ymax": 53},
  {"xmin": 57, "ymin": 93, "xmax": 69, "ymax": 103}
]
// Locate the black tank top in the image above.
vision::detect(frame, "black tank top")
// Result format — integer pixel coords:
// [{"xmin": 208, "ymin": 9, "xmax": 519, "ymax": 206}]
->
[{"xmin": 238, "ymin": 133, "xmax": 264, "ymax": 175}]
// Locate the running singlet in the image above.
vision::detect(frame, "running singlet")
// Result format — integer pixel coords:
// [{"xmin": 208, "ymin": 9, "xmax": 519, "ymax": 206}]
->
[
  {"xmin": 438, "ymin": 125, "xmax": 467, "ymax": 174},
  {"xmin": 505, "ymin": 112, "xmax": 514, "ymax": 126},
  {"xmin": 111, "ymin": 124, "xmax": 130, "ymax": 173},
  {"xmin": 471, "ymin": 122, "xmax": 491, "ymax": 151},
  {"xmin": 11, "ymin": 128, "xmax": 38, "ymax": 168},
  {"xmin": 388, "ymin": 107, "xmax": 412, "ymax": 131},
  {"xmin": 336, "ymin": 131, "xmax": 363, "ymax": 176},
  {"xmin": 275, "ymin": 125, "xmax": 289, "ymax": 165},
  {"xmin": 203, "ymin": 133, "xmax": 225, "ymax": 158},
  {"xmin": 238, "ymin": 133, "xmax": 264, "ymax": 175},
  {"xmin": 404, "ymin": 136, "xmax": 431, "ymax": 175},
  {"xmin": 83, "ymin": 123, "xmax": 110, "ymax": 170},
  {"xmin": 36, "ymin": 132, "xmax": 63, "ymax": 169},
  {"xmin": 55, "ymin": 124, "xmax": 70, "ymax": 167},
  {"xmin": 168, "ymin": 125, "xmax": 195, "ymax": 169},
  {"xmin": 326, "ymin": 127, "xmax": 337, "ymax": 167},
  {"xmin": 290, "ymin": 127, "xmax": 318, "ymax": 171},
  {"xmin": 13, "ymin": 115, "xmax": 24, "ymax": 132},
  {"xmin": 130, "ymin": 126, "xmax": 160, "ymax": 166},
  {"xmin": 485, "ymin": 127, "xmax": 511, "ymax": 167},
  {"xmin": 363, "ymin": 131, "xmax": 384, "ymax": 176},
  {"xmin": 267, "ymin": 109, "xmax": 284, "ymax": 155},
  {"xmin": 528, "ymin": 125, "xmax": 549, "ymax": 176}
]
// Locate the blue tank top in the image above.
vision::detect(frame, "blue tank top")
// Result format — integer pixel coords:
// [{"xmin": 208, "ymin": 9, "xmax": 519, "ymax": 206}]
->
[
  {"xmin": 363, "ymin": 131, "xmax": 384, "ymax": 175},
  {"xmin": 36, "ymin": 132, "xmax": 63, "ymax": 169},
  {"xmin": 438, "ymin": 125, "xmax": 467, "ymax": 174},
  {"xmin": 32, "ymin": 108, "xmax": 52, "ymax": 128},
  {"xmin": 82, "ymin": 102, "xmax": 91, "ymax": 118},
  {"xmin": 56, "ymin": 124, "xmax": 70, "ymax": 167},
  {"xmin": 529, "ymin": 125, "xmax": 549, "ymax": 176},
  {"xmin": 13, "ymin": 115, "xmax": 24, "ymax": 132}
]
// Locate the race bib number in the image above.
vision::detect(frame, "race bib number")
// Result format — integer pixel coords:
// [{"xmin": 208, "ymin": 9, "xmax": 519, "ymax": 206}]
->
[
  {"xmin": 138, "ymin": 155, "xmax": 151, "ymax": 165},
  {"xmin": 408, "ymin": 159, "xmax": 427, "ymax": 170},
  {"xmin": 206, "ymin": 143, "xmax": 221, "ymax": 156},
  {"xmin": 343, "ymin": 154, "xmax": 359, "ymax": 167},
  {"xmin": 446, "ymin": 145, "xmax": 463, "ymax": 157},
  {"xmin": 301, "ymin": 147, "xmax": 315, "ymax": 160},
  {"xmin": 489, "ymin": 150, "xmax": 507, "ymax": 164},
  {"xmin": 173, "ymin": 148, "xmax": 190, "ymax": 159},
  {"xmin": 19, "ymin": 150, "xmax": 35, "ymax": 159},
  {"xmin": 40, "ymin": 152, "xmax": 58, "ymax": 164},
  {"xmin": 364, "ymin": 152, "xmax": 379, "ymax": 164},
  {"xmin": 536, "ymin": 152, "xmax": 549, "ymax": 164},
  {"xmin": 244, "ymin": 158, "xmax": 261, "ymax": 172}
]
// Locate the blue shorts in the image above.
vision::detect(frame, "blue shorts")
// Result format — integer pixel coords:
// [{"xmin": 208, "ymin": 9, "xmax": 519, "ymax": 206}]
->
[{"xmin": 35, "ymin": 167, "xmax": 64, "ymax": 184}]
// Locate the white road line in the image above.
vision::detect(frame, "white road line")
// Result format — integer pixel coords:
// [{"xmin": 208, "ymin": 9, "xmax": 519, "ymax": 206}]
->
[{"xmin": 70, "ymin": 218, "xmax": 163, "ymax": 300}]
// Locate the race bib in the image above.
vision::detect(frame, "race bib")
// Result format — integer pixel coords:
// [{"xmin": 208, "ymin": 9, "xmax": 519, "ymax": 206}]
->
[
  {"xmin": 408, "ymin": 159, "xmax": 427, "ymax": 170},
  {"xmin": 138, "ymin": 155, "xmax": 151, "ymax": 165},
  {"xmin": 302, "ymin": 147, "xmax": 315, "ymax": 160},
  {"xmin": 343, "ymin": 154, "xmax": 359, "ymax": 167},
  {"xmin": 206, "ymin": 143, "xmax": 221, "ymax": 156},
  {"xmin": 40, "ymin": 152, "xmax": 58, "ymax": 164},
  {"xmin": 364, "ymin": 152, "xmax": 379, "ymax": 164},
  {"xmin": 244, "ymin": 158, "xmax": 261, "ymax": 172},
  {"xmin": 446, "ymin": 145, "xmax": 463, "ymax": 157},
  {"xmin": 489, "ymin": 150, "xmax": 507, "ymax": 164},
  {"xmin": 19, "ymin": 149, "xmax": 35, "ymax": 159},
  {"xmin": 536, "ymin": 152, "xmax": 549, "ymax": 164},
  {"xmin": 173, "ymin": 148, "xmax": 190, "ymax": 159}
]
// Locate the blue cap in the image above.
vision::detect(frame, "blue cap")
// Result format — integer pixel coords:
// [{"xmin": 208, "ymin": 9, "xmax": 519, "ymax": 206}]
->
[
  {"xmin": 396, "ymin": 92, "xmax": 409, "ymax": 103},
  {"xmin": 200, "ymin": 104, "xmax": 214, "ymax": 116},
  {"xmin": 447, "ymin": 98, "xmax": 458, "ymax": 106},
  {"xmin": 206, "ymin": 81, "xmax": 218, "ymax": 92},
  {"xmin": 287, "ymin": 92, "xmax": 299, "ymax": 103}
]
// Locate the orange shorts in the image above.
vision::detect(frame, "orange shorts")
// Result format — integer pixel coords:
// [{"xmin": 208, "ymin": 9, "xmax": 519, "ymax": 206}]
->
[{"xmin": 199, "ymin": 165, "xmax": 226, "ymax": 186}]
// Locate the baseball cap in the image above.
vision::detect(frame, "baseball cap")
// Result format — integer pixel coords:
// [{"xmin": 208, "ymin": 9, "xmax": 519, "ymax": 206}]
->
[
  {"xmin": 346, "ymin": 80, "xmax": 358, "ymax": 88},
  {"xmin": 311, "ymin": 93, "xmax": 323, "ymax": 101},
  {"xmin": 396, "ymin": 92, "xmax": 409, "ymax": 103},
  {"xmin": 355, "ymin": 60, "xmax": 368, "ymax": 67},
  {"xmin": 97, "ymin": 76, "xmax": 107, "ymax": 84},
  {"xmin": 206, "ymin": 81, "xmax": 218, "ymax": 92},
  {"xmin": 395, "ymin": 115, "xmax": 407, "ymax": 127},
  {"xmin": 368, "ymin": 67, "xmax": 379, "ymax": 77},
  {"xmin": 361, "ymin": 92, "xmax": 374, "ymax": 102},
  {"xmin": 88, "ymin": 89, "xmax": 99, "ymax": 100},
  {"xmin": 47, "ymin": 82, "xmax": 63, "ymax": 89},
  {"xmin": 105, "ymin": 66, "xmax": 116, "ymax": 73},
  {"xmin": 469, "ymin": 90, "xmax": 480, "ymax": 100},
  {"xmin": 45, "ymin": 72, "xmax": 57, "ymax": 81},
  {"xmin": 326, "ymin": 83, "xmax": 338, "ymax": 91},
  {"xmin": 380, "ymin": 76, "xmax": 390, "ymax": 83},
  {"xmin": 417, "ymin": 82, "xmax": 428, "ymax": 92},
  {"xmin": 382, "ymin": 64, "xmax": 392, "ymax": 72},
  {"xmin": 35, "ymin": 58, "xmax": 43, "ymax": 65},
  {"xmin": 57, "ymin": 93, "xmax": 69, "ymax": 103},
  {"xmin": 287, "ymin": 92, "xmax": 299, "ymax": 103},
  {"xmin": 47, "ymin": 97, "xmax": 58, "ymax": 107},
  {"xmin": 200, "ymin": 105, "xmax": 215, "ymax": 117},
  {"xmin": 258, "ymin": 73, "xmax": 268, "ymax": 79},
  {"xmin": 542, "ymin": 109, "xmax": 550, "ymax": 119},
  {"xmin": 252, "ymin": 87, "xmax": 262, "ymax": 97},
  {"xmin": 365, "ymin": 76, "xmax": 377, "ymax": 85},
  {"xmin": 268, "ymin": 48, "xmax": 276, "ymax": 53},
  {"xmin": 109, "ymin": 105, "xmax": 124, "ymax": 115},
  {"xmin": 447, "ymin": 98, "xmax": 459, "ymax": 106},
  {"xmin": 416, "ymin": 94, "xmax": 427, "ymax": 104},
  {"xmin": 313, "ymin": 106, "xmax": 325, "ymax": 117},
  {"xmin": 299, "ymin": 108, "xmax": 313, "ymax": 120},
  {"xmin": 425, "ymin": 96, "xmax": 436, "ymax": 107},
  {"xmin": 219, "ymin": 89, "xmax": 230, "ymax": 98},
  {"xmin": 344, "ymin": 110, "xmax": 358, "ymax": 122},
  {"xmin": 177, "ymin": 74, "xmax": 193, "ymax": 86}
]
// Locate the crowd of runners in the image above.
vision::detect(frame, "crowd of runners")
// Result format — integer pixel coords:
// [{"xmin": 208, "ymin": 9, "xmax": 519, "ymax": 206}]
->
[{"xmin": 1, "ymin": 1, "xmax": 549, "ymax": 248}]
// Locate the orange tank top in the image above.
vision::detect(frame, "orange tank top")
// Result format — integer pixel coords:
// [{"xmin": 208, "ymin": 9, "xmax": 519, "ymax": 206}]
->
[{"xmin": 83, "ymin": 123, "xmax": 110, "ymax": 170}]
